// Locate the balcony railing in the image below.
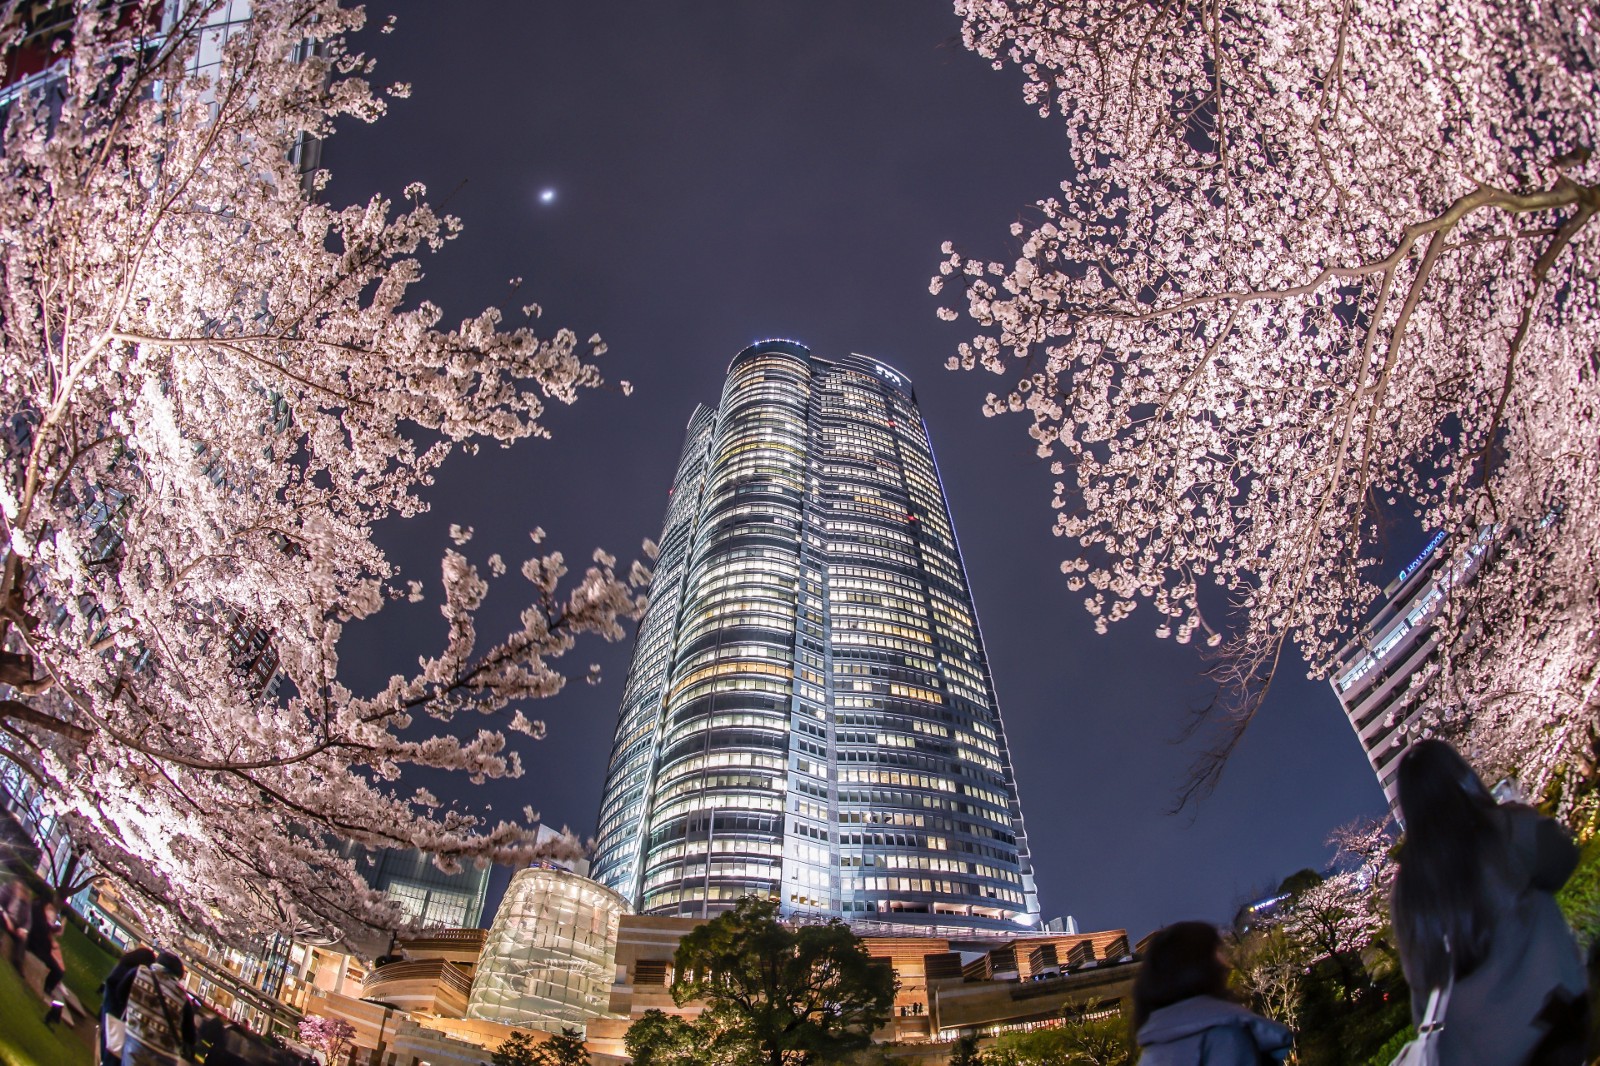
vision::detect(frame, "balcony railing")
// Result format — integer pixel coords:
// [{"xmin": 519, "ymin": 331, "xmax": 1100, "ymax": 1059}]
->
[
  {"xmin": 363, "ymin": 959, "xmax": 474, "ymax": 998},
  {"xmin": 397, "ymin": 927, "xmax": 488, "ymax": 951}
]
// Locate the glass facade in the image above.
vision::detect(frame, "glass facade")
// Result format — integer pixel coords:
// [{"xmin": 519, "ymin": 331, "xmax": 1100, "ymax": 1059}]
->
[
  {"xmin": 591, "ymin": 342, "xmax": 1040, "ymax": 933},
  {"xmin": 344, "ymin": 845, "xmax": 492, "ymax": 930},
  {"xmin": 465, "ymin": 865, "xmax": 628, "ymax": 1034}
]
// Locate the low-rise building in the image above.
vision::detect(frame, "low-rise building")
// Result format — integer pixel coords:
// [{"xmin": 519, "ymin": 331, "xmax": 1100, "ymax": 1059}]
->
[
  {"xmin": 466, "ymin": 863, "xmax": 630, "ymax": 1035},
  {"xmin": 598, "ymin": 912, "xmax": 1139, "ymax": 1056}
]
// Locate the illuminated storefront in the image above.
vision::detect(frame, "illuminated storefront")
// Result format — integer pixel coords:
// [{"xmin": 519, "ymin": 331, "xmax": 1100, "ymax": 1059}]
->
[{"xmin": 591, "ymin": 341, "xmax": 1040, "ymax": 933}]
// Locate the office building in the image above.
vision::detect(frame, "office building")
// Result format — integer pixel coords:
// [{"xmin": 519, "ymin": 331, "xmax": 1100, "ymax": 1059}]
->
[
  {"xmin": 1329, "ymin": 525, "xmax": 1498, "ymax": 807},
  {"xmin": 347, "ymin": 845, "xmax": 492, "ymax": 930},
  {"xmin": 591, "ymin": 340, "xmax": 1040, "ymax": 933}
]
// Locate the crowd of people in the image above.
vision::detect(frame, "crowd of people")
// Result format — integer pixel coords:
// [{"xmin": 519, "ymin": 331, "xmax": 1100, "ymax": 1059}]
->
[
  {"xmin": 1, "ymin": 878, "xmax": 69, "ymax": 1017},
  {"xmin": 0, "ymin": 874, "xmax": 315, "ymax": 1066}
]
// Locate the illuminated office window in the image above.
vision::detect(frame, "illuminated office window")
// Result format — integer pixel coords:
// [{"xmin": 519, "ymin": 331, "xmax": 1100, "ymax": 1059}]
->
[{"xmin": 589, "ymin": 343, "xmax": 1040, "ymax": 934}]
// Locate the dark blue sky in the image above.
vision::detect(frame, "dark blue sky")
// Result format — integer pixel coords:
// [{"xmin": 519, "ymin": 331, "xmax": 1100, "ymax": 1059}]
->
[{"xmin": 331, "ymin": 1, "xmax": 1389, "ymax": 940}]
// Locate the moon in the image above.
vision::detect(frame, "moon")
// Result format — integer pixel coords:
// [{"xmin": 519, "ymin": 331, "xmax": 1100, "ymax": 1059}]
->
[{"xmin": 539, "ymin": 188, "xmax": 557, "ymax": 205}]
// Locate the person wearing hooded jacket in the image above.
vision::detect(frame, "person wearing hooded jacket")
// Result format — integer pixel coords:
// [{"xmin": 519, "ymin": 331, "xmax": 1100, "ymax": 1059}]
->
[
  {"xmin": 1134, "ymin": 921, "xmax": 1292, "ymax": 1065},
  {"xmin": 99, "ymin": 946, "xmax": 157, "ymax": 1066},
  {"xmin": 1390, "ymin": 740, "xmax": 1588, "ymax": 1066}
]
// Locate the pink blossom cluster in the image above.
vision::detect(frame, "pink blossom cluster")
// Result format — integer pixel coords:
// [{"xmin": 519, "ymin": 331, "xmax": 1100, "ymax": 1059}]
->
[
  {"xmin": 0, "ymin": 2, "xmax": 643, "ymax": 947},
  {"xmin": 940, "ymin": 0, "xmax": 1600, "ymax": 800}
]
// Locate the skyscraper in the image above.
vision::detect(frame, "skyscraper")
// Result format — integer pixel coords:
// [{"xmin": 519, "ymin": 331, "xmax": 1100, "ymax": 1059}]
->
[
  {"xmin": 341, "ymin": 844, "xmax": 493, "ymax": 930},
  {"xmin": 1329, "ymin": 524, "xmax": 1498, "ymax": 808},
  {"xmin": 591, "ymin": 341, "xmax": 1040, "ymax": 934}
]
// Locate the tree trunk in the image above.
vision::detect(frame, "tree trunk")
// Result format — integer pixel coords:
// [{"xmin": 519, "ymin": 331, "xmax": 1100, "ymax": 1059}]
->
[{"xmin": 0, "ymin": 700, "xmax": 92, "ymax": 744}]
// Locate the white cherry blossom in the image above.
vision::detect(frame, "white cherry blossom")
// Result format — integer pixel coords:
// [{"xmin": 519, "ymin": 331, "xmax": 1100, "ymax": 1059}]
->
[
  {"xmin": 941, "ymin": 0, "xmax": 1600, "ymax": 805},
  {"xmin": 0, "ymin": 1, "xmax": 642, "ymax": 947}
]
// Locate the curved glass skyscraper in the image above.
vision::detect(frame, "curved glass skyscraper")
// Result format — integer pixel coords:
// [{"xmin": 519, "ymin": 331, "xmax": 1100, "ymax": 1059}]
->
[{"xmin": 591, "ymin": 342, "xmax": 1040, "ymax": 934}]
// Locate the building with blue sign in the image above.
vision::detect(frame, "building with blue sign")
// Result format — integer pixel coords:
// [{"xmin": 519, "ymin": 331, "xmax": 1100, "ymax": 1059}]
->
[{"xmin": 1329, "ymin": 525, "xmax": 1498, "ymax": 808}]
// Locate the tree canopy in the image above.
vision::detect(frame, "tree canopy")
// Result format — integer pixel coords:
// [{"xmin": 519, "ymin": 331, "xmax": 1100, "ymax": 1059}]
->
[
  {"xmin": 0, "ymin": 0, "xmax": 644, "ymax": 947},
  {"xmin": 654, "ymin": 897, "xmax": 896, "ymax": 1066},
  {"xmin": 625, "ymin": 1010, "xmax": 703, "ymax": 1066},
  {"xmin": 297, "ymin": 1016, "xmax": 354, "ymax": 1062},
  {"xmin": 981, "ymin": 1008, "xmax": 1131, "ymax": 1066},
  {"xmin": 937, "ymin": 0, "xmax": 1600, "ymax": 804},
  {"xmin": 505, "ymin": 1027, "xmax": 589, "ymax": 1066},
  {"xmin": 1228, "ymin": 819, "xmax": 1404, "ymax": 1063}
]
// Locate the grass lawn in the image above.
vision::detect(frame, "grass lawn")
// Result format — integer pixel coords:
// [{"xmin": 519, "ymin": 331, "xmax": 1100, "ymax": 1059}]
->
[
  {"xmin": 0, "ymin": 950, "xmax": 96, "ymax": 1066},
  {"xmin": 59, "ymin": 921, "xmax": 116, "ymax": 1015}
]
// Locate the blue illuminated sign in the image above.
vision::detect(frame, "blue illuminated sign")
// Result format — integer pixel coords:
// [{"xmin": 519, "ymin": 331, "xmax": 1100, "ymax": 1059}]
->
[{"xmin": 1394, "ymin": 530, "xmax": 1447, "ymax": 588}]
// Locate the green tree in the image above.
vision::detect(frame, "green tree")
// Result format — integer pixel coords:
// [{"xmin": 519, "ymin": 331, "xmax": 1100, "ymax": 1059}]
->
[
  {"xmin": 626, "ymin": 1010, "xmax": 703, "ymax": 1066},
  {"xmin": 833, "ymin": 1047, "xmax": 897, "ymax": 1066},
  {"xmin": 492, "ymin": 1029, "xmax": 589, "ymax": 1066},
  {"xmin": 533, "ymin": 1028, "xmax": 590, "ymax": 1066},
  {"xmin": 983, "ymin": 1005, "xmax": 1131, "ymax": 1066},
  {"xmin": 493, "ymin": 1031, "xmax": 542, "ymax": 1066},
  {"xmin": 1056, "ymin": 1008, "xmax": 1133, "ymax": 1066},
  {"xmin": 670, "ymin": 897, "xmax": 895, "ymax": 1066},
  {"xmin": 1556, "ymin": 835, "xmax": 1600, "ymax": 951},
  {"xmin": 948, "ymin": 1033, "xmax": 983, "ymax": 1066}
]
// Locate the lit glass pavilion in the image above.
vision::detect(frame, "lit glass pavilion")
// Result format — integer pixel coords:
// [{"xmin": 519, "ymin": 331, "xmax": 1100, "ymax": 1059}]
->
[
  {"xmin": 465, "ymin": 863, "xmax": 628, "ymax": 1034},
  {"xmin": 590, "ymin": 342, "xmax": 1040, "ymax": 933}
]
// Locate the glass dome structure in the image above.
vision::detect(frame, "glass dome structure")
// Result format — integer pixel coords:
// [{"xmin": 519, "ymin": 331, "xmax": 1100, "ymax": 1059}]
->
[{"xmin": 465, "ymin": 865, "xmax": 630, "ymax": 1034}]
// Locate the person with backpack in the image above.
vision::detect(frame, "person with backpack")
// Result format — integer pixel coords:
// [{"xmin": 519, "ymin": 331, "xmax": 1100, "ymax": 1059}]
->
[
  {"xmin": 1133, "ymin": 920, "xmax": 1293, "ymax": 1064},
  {"xmin": 1390, "ymin": 739, "xmax": 1589, "ymax": 1065},
  {"xmin": 99, "ymin": 946, "xmax": 157, "ymax": 1066},
  {"xmin": 115, "ymin": 950, "xmax": 197, "ymax": 1065}
]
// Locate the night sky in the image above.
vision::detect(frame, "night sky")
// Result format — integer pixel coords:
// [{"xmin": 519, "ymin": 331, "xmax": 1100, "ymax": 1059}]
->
[{"xmin": 329, "ymin": 2, "xmax": 1389, "ymax": 941}]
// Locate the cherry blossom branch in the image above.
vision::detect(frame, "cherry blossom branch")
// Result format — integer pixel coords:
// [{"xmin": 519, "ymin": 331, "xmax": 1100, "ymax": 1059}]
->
[
  {"xmin": 0, "ymin": 0, "xmax": 627, "ymax": 948},
  {"xmin": 0, "ymin": 699, "xmax": 92, "ymax": 744},
  {"xmin": 107, "ymin": 331, "xmax": 368, "ymax": 406},
  {"xmin": 1478, "ymin": 181, "xmax": 1599, "ymax": 510},
  {"xmin": 946, "ymin": 0, "xmax": 1600, "ymax": 809},
  {"xmin": 1089, "ymin": 182, "xmax": 1593, "ymax": 327}
]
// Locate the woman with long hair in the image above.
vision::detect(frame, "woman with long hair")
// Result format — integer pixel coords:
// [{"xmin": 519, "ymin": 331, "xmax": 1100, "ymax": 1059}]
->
[
  {"xmin": 1391, "ymin": 739, "xmax": 1588, "ymax": 1065},
  {"xmin": 1133, "ymin": 921, "xmax": 1292, "ymax": 1064}
]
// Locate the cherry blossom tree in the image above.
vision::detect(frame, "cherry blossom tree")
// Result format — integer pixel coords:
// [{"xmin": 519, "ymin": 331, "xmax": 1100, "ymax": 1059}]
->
[
  {"xmin": 1230, "ymin": 927, "xmax": 1303, "ymax": 1033},
  {"xmin": 1232, "ymin": 819, "xmax": 1396, "ymax": 1040},
  {"xmin": 0, "ymin": 1, "xmax": 646, "ymax": 947},
  {"xmin": 937, "ymin": 0, "xmax": 1600, "ymax": 803},
  {"xmin": 1282, "ymin": 871, "xmax": 1383, "ymax": 968},
  {"xmin": 298, "ymin": 1015, "xmax": 355, "ymax": 1063}
]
